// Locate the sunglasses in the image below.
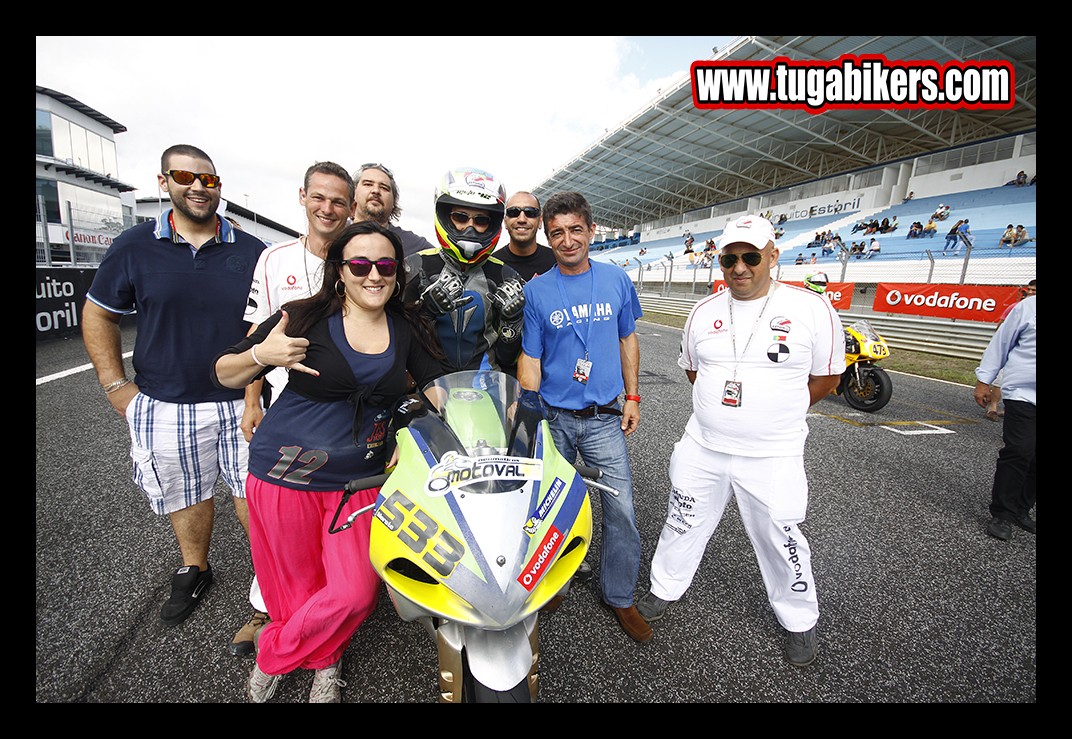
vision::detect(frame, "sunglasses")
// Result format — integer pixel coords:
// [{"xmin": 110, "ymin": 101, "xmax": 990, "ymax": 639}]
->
[
  {"xmin": 340, "ymin": 257, "xmax": 399, "ymax": 277},
  {"xmin": 505, "ymin": 206, "xmax": 540, "ymax": 219},
  {"xmin": 164, "ymin": 170, "xmax": 221, "ymax": 188},
  {"xmin": 718, "ymin": 251, "xmax": 765, "ymax": 269},
  {"xmin": 450, "ymin": 211, "xmax": 492, "ymax": 228},
  {"xmin": 359, "ymin": 162, "xmax": 394, "ymax": 178}
]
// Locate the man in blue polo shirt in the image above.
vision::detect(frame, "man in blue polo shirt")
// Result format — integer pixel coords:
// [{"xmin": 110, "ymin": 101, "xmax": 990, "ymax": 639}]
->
[
  {"xmin": 517, "ymin": 191, "xmax": 651, "ymax": 643},
  {"xmin": 82, "ymin": 144, "xmax": 265, "ymax": 630}
]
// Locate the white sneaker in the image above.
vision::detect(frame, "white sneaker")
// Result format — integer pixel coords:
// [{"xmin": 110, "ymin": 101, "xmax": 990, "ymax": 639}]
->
[
  {"xmin": 309, "ymin": 661, "xmax": 346, "ymax": 703},
  {"xmin": 247, "ymin": 664, "xmax": 282, "ymax": 703}
]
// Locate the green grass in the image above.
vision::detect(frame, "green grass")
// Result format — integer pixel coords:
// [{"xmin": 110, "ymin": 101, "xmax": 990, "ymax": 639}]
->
[{"xmin": 640, "ymin": 312, "xmax": 978, "ymax": 386}]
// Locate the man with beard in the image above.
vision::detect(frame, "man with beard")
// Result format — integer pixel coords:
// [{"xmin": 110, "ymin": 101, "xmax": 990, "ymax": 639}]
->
[
  {"xmin": 352, "ymin": 163, "xmax": 433, "ymax": 258},
  {"xmin": 82, "ymin": 144, "xmax": 265, "ymax": 630}
]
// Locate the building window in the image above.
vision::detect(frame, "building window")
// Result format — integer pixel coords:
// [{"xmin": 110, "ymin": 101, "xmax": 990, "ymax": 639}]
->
[
  {"xmin": 36, "ymin": 109, "xmax": 52, "ymax": 156},
  {"xmin": 36, "ymin": 178, "xmax": 60, "ymax": 224}
]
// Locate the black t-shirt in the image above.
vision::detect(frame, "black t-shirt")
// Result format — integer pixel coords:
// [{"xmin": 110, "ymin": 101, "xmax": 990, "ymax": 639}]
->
[{"xmin": 491, "ymin": 243, "xmax": 558, "ymax": 281}]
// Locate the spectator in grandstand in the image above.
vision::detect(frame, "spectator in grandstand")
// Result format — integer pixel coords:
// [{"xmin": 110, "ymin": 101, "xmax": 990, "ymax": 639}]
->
[
  {"xmin": 984, "ymin": 280, "xmax": 1036, "ymax": 422},
  {"xmin": 1015, "ymin": 170, "xmax": 1028, "ymax": 187},
  {"xmin": 878, "ymin": 217, "xmax": 891, "ymax": 233},
  {"xmin": 850, "ymin": 241, "xmax": 866, "ymax": 258},
  {"xmin": 922, "ymin": 218, "xmax": 939, "ymax": 238},
  {"xmin": 974, "ymin": 289, "xmax": 1035, "ymax": 542},
  {"xmin": 933, "ymin": 204, "xmax": 951, "ymax": 221},
  {"xmin": 884, "ymin": 216, "xmax": 899, "ymax": 233},
  {"xmin": 866, "ymin": 237, "xmax": 881, "ymax": 258},
  {"xmin": 949, "ymin": 219, "xmax": 973, "ymax": 256},
  {"xmin": 864, "ymin": 219, "xmax": 881, "ymax": 235},
  {"xmin": 795, "ymin": 253, "xmax": 804, "ymax": 265},
  {"xmin": 684, "ymin": 239, "xmax": 696, "ymax": 264},
  {"xmin": 906, "ymin": 221, "xmax": 924, "ymax": 239},
  {"xmin": 943, "ymin": 219, "xmax": 965, "ymax": 252},
  {"xmin": 821, "ymin": 242, "xmax": 834, "ymax": 257},
  {"xmin": 775, "ymin": 227, "xmax": 785, "ymax": 240},
  {"xmin": 851, "ymin": 219, "xmax": 868, "ymax": 234},
  {"xmin": 903, "ymin": 191, "xmax": 914, "ymax": 202},
  {"xmin": 1010, "ymin": 225, "xmax": 1034, "ymax": 247},
  {"xmin": 809, "ymin": 253, "xmax": 818, "ymax": 264},
  {"xmin": 998, "ymin": 224, "xmax": 1017, "ymax": 249}
]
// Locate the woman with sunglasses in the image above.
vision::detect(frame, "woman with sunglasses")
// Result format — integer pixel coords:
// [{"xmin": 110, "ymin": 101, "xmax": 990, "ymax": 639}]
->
[{"xmin": 212, "ymin": 220, "xmax": 445, "ymax": 702}]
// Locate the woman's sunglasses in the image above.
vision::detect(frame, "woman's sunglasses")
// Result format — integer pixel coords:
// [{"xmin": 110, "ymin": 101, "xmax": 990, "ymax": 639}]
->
[
  {"xmin": 340, "ymin": 257, "xmax": 399, "ymax": 277},
  {"xmin": 718, "ymin": 252, "xmax": 764, "ymax": 269}
]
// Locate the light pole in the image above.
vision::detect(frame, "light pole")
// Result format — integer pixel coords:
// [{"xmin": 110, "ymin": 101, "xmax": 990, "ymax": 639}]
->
[{"xmin": 244, "ymin": 193, "xmax": 259, "ymax": 238}]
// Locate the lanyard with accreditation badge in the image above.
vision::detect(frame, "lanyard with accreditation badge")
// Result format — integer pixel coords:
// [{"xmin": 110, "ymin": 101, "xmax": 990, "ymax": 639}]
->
[
  {"xmin": 723, "ymin": 282, "xmax": 777, "ymax": 407},
  {"xmin": 555, "ymin": 265, "xmax": 597, "ymax": 384}
]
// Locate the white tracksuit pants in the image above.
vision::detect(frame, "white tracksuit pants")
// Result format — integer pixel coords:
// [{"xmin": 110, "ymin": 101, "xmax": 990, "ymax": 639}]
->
[{"xmin": 648, "ymin": 434, "xmax": 819, "ymax": 632}]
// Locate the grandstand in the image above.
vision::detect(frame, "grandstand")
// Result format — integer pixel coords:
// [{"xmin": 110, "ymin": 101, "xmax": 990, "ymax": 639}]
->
[{"xmin": 592, "ymin": 180, "xmax": 1036, "ymax": 290}]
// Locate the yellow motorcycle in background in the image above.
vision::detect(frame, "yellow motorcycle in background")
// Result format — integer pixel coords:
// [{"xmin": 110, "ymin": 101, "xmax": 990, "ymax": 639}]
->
[{"xmin": 833, "ymin": 319, "xmax": 893, "ymax": 412}]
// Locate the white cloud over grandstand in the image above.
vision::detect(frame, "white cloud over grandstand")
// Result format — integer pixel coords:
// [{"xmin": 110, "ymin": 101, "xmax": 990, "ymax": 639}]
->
[{"xmin": 35, "ymin": 35, "xmax": 735, "ymax": 240}]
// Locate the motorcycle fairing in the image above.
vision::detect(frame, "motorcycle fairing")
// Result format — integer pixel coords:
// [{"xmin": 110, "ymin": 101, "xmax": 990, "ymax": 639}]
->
[{"xmin": 370, "ymin": 411, "xmax": 592, "ymax": 629}]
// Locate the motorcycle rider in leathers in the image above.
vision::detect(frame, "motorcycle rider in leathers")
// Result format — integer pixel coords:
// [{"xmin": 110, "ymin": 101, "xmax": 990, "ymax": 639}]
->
[{"xmin": 402, "ymin": 167, "xmax": 526, "ymax": 374}]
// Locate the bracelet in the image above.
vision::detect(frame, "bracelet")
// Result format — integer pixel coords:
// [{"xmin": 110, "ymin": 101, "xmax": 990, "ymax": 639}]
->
[
  {"xmin": 250, "ymin": 344, "xmax": 268, "ymax": 368},
  {"xmin": 102, "ymin": 378, "xmax": 131, "ymax": 394},
  {"xmin": 625, "ymin": 394, "xmax": 641, "ymax": 403}
]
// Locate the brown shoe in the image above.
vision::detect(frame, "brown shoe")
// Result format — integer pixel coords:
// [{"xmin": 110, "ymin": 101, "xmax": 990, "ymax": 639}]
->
[
  {"xmin": 230, "ymin": 611, "xmax": 270, "ymax": 657},
  {"xmin": 608, "ymin": 604, "xmax": 653, "ymax": 642},
  {"xmin": 540, "ymin": 594, "xmax": 565, "ymax": 613}
]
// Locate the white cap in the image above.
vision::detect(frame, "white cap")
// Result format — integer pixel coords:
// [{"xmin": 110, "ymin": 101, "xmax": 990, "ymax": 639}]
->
[{"xmin": 717, "ymin": 215, "xmax": 776, "ymax": 250}]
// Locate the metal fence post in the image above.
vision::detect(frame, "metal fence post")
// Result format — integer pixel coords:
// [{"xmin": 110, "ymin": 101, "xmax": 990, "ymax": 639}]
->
[
  {"xmin": 65, "ymin": 201, "xmax": 76, "ymax": 264},
  {"xmin": 38, "ymin": 195, "xmax": 52, "ymax": 267}
]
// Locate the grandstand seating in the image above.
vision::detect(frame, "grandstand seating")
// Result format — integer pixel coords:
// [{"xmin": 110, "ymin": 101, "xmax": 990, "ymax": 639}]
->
[{"xmin": 592, "ymin": 184, "xmax": 1036, "ymax": 277}]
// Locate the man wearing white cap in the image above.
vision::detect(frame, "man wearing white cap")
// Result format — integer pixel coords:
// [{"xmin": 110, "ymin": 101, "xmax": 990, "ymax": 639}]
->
[{"xmin": 636, "ymin": 214, "xmax": 843, "ymax": 666}]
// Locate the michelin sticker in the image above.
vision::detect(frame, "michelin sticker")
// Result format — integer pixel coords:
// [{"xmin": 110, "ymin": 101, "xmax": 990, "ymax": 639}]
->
[{"xmin": 426, "ymin": 451, "xmax": 543, "ymax": 496}]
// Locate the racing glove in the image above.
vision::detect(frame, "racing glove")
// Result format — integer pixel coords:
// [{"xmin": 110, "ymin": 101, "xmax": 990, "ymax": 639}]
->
[
  {"xmin": 490, "ymin": 278, "xmax": 526, "ymax": 322},
  {"xmin": 420, "ymin": 271, "xmax": 473, "ymax": 316},
  {"xmin": 489, "ymin": 278, "xmax": 526, "ymax": 344}
]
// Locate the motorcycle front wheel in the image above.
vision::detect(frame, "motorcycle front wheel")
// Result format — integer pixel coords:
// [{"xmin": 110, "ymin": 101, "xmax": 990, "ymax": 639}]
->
[
  {"xmin": 461, "ymin": 651, "xmax": 532, "ymax": 703},
  {"xmin": 841, "ymin": 365, "xmax": 893, "ymax": 412}
]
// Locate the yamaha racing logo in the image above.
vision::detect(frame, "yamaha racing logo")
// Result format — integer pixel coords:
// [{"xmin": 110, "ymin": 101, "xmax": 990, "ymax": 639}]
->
[{"xmin": 426, "ymin": 451, "xmax": 542, "ymax": 496}]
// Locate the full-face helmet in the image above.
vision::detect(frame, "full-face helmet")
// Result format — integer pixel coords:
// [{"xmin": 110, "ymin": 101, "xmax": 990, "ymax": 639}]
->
[
  {"xmin": 804, "ymin": 272, "xmax": 829, "ymax": 294},
  {"xmin": 433, "ymin": 167, "xmax": 506, "ymax": 268}
]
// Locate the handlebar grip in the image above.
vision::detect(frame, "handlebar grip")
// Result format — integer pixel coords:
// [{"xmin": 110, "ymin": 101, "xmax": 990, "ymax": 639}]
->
[
  {"xmin": 344, "ymin": 473, "xmax": 391, "ymax": 494},
  {"xmin": 573, "ymin": 464, "xmax": 603, "ymax": 481}
]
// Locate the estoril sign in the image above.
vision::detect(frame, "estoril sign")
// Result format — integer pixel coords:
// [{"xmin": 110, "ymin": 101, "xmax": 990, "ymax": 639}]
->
[{"xmin": 36, "ymin": 267, "xmax": 96, "ymax": 341}]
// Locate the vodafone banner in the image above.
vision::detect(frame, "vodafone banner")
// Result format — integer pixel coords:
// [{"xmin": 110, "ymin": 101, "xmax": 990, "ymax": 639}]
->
[
  {"xmin": 874, "ymin": 283, "xmax": 1020, "ymax": 323},
  {"xmin": 712, "ymin": 280, "xmax": 854, "ymax": 311}
]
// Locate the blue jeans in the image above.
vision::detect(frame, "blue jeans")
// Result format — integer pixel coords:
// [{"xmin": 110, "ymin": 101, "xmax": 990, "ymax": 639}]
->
[{"xmin": 544, "ymin": 406, "xmax": 641, "ymax": 608}]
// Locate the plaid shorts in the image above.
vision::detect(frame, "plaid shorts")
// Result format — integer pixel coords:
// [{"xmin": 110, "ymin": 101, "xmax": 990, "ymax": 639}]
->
[{"xmin": 125, "ymin": 394, "xmax": 249, "ymax": 515}]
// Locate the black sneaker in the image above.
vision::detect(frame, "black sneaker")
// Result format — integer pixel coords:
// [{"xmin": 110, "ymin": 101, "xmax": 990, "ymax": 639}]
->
[
  {"xmin": 986, "ymin": 517, "xmax": 1012, "ymax": 541},
  {"xmin": 636, "ymin": 591, "xmax": 671, "ymax": 622},
  {"xmin": 573, "ymin": 560, "xmax": 594, "ymax": 583},
  {"xmin": 786, "ymin": 626, "xmax": 817, "ymax": 666},
  {"xmin": 160, "ymin": 564, "xmax": 213, "ymax": 626}
]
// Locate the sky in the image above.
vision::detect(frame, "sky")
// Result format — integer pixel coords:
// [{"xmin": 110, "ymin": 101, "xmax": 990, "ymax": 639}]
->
[{"xmin": 36, "ymin": 35, "xmax": 737, "ymax": 241}]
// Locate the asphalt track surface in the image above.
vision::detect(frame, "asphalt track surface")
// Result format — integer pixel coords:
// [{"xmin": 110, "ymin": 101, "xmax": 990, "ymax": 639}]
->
[{"xmin": 36, "ymin": 321, "xmax": 1036, "ymax": 703}]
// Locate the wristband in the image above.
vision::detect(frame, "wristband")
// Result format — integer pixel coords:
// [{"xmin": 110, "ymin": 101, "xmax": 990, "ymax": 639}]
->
[
  {"xmin": 250, "ymin": 344, "xmax": 268, "ymax": 368},
  {"xmin": 102, "ymin": 378, "xmax": 131, "ymax": 394},
  {"xmin": 625, "ymin": 394, "xmax": 641, "ymax": 403}
]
